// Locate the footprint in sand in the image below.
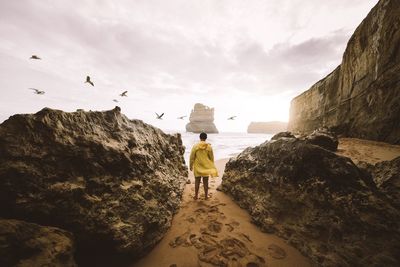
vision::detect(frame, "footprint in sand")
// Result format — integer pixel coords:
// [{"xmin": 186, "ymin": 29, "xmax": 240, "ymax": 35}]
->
[
  {"xmin": 200, "ymin": 228, "xmax": 219, "ymax": 238},
  {"xmin": 210, "ymin": 203, "xmax": 226, "ymax": 208},
  {"xmin": 267, "ymin": 244, "xmax": 287, "ymax": 259},
  {"xmin": 210, "ymin": 198, "xmax": 220, "ymax": 204},
  {"xmin": 169, "ymin": 231, "xmax": 196, "ymax": 248},
  {"xmin": 207, "ymin": 220, "xmax": 223, "ymax": 233},
  {"xmin": 239, "ymin": 233, "xmax": 252, "ymax": 243},
  {"xmin": 225, "ymin": 224, "xmax": 234, "ymax": 232},
  {"xmin": 197, "ymin": 237, "xmax": 266, "ymax": 267},
  {"xmin": 225, "ymin": 220, "xmax": 240, "ymax": 232},
  {"xmin": 186, "ymin": 217, "xmax": 196, "ymax": 223}
]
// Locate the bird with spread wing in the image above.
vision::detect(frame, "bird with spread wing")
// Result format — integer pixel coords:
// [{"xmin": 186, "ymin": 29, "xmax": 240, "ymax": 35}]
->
[
  {"xmin": 29, "ymin": 88, "xmax": 45, "ymax": 95},
  {"xmin": 30, "ymin": 55, "xmax": 41, "ymax": 60},
  {"xmin": 156, "ymin": 112, "xmax": 164, "ymax": 120},
  {"xmin": 85, "ymin": 76, "xmax": 94, "ymax": 86}
]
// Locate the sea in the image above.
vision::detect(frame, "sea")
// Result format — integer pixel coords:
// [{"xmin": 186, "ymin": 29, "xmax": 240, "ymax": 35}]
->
[{"xmin": 167, "ymin": 132, "xmax": 273, "ymax": 164}]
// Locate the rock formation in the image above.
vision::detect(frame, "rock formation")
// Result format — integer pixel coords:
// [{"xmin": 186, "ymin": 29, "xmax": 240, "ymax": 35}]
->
[
  {"xmin": 220, "ymin": 133, "xmax": 400, "ymax": 266},
  {"xmin": 0, "ymin": 219, "xmax": 77, "ymax": 267},
  {"xmin": 304, "ymin": 128, "xmax": 339, "ymax": 151},
  {"xmin": 186, "ymin": 103, "xmax": 218, "ymax": 133},
  {"xmin": 288, "ymin": 0, "xmax": 400, "ymax": 144},
  {"xmin": 270, "ymin": 131, "xmax": 296, "ymax": 140},
  {"xmin": 0, "ymin": 107, "xmax": 188, "ymax": 265},
  {"xmin": 371, "ymin": 156, "xmax": 400, "ymax": 209},
  {"xmin": 247, "ymin": 121, "xmax": 287, "ymax": 134}
]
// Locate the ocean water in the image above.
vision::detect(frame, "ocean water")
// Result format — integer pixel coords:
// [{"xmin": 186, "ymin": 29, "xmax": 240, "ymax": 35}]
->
[{"xmin": 170, "ymin": 132, "xmax": 273, "ymax": 164}]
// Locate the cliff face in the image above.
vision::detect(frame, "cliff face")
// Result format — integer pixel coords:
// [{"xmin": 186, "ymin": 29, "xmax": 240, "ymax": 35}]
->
[
  {"xmin": 247, "ymin": 121, "xmax": 287, "ymax": 134},
  {"xmin": 288, "ymin": 0, "xmax": 400, "ymax": 144},
  {"xmin": 186, "ymin": 103, "xmax": 219, "ymax": 133},
  {"xmin": 0, "ymin": 107, "xmax": 188, "ymax": 265}
]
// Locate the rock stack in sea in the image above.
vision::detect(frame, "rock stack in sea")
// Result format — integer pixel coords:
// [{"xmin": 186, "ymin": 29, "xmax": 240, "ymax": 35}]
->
[
  {"xmin": 220, "ymin": 130, "xmax": 400, "ymax": 266},
  {"xmin": 186, "ymin": 103, "xmax": 219, "ymax": 133},
  {"xmin": 0, "ymin": 107, "xmax": 188, "ymax": 266},
  {"xmin": 247, "ymin": 121, "xmax": 287, "ymax": 134},
  {"xmin": 288, "ymin": 0, "xmax": 400, "ymax": 144}
]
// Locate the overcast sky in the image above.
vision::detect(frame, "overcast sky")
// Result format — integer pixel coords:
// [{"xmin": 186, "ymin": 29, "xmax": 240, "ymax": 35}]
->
[{"xmin": 0, "ymin": 0, "xmax": 378, "ymax": 132}]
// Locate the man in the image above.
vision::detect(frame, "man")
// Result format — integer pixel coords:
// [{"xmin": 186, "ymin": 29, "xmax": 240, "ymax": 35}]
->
[{"xmin": 189, "ymin": 132, "xmax": 218, "ymax": 200}]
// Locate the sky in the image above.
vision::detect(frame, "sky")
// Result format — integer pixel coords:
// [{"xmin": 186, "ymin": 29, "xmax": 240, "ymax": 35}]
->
[{"xmin": 0, "ymin": 0, "xmax": 378, "ymax": 132}]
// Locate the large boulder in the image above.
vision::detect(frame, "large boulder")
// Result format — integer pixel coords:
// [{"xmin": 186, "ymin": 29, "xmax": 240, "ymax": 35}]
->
[
  {"xmin": 0, "ymin": 107, "xmax": 188, "ymax": 264},
  {"xmin": 305, "ymin": 128, "xmax": 339, "ymax": 151},
  {"xmin": 0, "ymin": 219, "xmax": 76, "ymax": 267},
  {"xmin": 186, "ymin": 103, "xmax": 219, "ymax": 133},
  {"xmin": 270, "ymin": 131, "xmax": 295, "ymax": 140},
  {"xmin": 288, "ymin": 0, "xmax": 400, "ymax": 144},
  {"xmin": 220, "ymin": 137, "xmax": 400, "ymax": 266}
]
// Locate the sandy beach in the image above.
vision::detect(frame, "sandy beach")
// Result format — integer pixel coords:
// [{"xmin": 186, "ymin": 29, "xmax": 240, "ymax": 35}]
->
[
  {"xmin": 337, "ymin": 138, "xmax": 400, "ymax": 164},
  {"xmin": 133, "ymin": 158, "xmax": 311, "ymax": 267}
]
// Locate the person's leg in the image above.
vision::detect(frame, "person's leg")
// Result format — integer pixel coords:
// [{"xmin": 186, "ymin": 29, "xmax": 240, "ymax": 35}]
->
[
  {"xmin": 194, "ymin": 177, "xmax": 201, "ymax": 200},
  {"xmin": 203, "ymin": 176, "xmax": 209, "ymax": 199}
]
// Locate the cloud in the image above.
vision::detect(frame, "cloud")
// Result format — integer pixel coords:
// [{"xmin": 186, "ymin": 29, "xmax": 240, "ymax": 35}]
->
[{"xmin": 0, "ymin": 0, "xmax": 379, "ymax": 131}]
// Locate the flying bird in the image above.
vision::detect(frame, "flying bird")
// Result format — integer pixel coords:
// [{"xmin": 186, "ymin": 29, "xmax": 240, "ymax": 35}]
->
[
  {"xmin": 113, "ymin": 99, "xmax": 119, "ymax": 103},
  {"xmin": 177, "ymin": 116, "xmax": 187, "ymax": 120},
  {"xmin": 85, "ymin": 76, "xmax": 94, "ymax": 86},
  {"xmin": 228, "ymin": 116, "xmax": 237, "ymax": 120},
  {"xmin": 30, "ymin": 55, "xmax": 41, "ymax": 60},
  {"xmin": 29, "ymin": 88, "xmax": 45, "ymax": 95},
  {"xmin": 120, "ymin": 91, "xmax": 128, "ymax": 97},
  {"xmin": 156, "ymin": 112, "xmax": 164, "ymax": 120}
]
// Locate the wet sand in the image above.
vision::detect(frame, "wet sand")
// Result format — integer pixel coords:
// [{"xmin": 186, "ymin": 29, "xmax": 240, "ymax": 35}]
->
[{"xmin": 133, "ymin": 159, "xmax": 311, "ymax": 267}]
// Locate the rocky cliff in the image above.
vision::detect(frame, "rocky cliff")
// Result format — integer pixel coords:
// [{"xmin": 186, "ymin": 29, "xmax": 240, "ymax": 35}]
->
[
  {"xmin": 288, "ymin": 0, "xmax": 400, "ymax": 144},
  {"xmin": 220, "ymin": 132, "xmax": 400, "ymax": 266},
  {"xmin": 186, "ymin": 103, "xmax": 219, "ymax": 133},
  {"xmin": 247, "ymin": 121, "xmax": 287, "ymax": 134},
  {"xmin": 0, "ymin": 107, "xmax": 188, "ymax": 265}
]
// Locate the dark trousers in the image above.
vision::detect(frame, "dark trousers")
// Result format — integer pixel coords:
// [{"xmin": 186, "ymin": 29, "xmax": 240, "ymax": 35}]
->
[{"xmin": 194, "ymin": 176, "xmax": 209, "ymax": 198}]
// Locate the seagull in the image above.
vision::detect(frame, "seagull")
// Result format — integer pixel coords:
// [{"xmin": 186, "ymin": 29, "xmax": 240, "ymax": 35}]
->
[
  {"xmin": 30, "ymin": 55, "xmax": 41, "ymax": 60},
  {"xmin": 29, "ymin": 88, "xmax": 45, "ymax": 95},
  {"xmin": 85, "ymin": 76, "xmax": 94, "ymax": 86},
  {"xmin": 120, "ymin": 91, "xmax": 128, "ymax": 97},
  {"xmin": 113, "ymin": 99, "xmax": 119, "ymax": 103},
  {"xmin": 177, "ymin": 116, "xmax": 187, "ymax": 120},
  {"xmin": 156, "ymin": 112, "xmax": 164, "ymax": 120},
  {"xmin": 228, "ymin": 116, "xmax": 237, "ymax": 120}
]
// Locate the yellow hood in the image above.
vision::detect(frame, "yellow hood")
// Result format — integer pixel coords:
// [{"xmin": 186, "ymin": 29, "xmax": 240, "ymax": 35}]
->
[{"xmin": 196, "ymin": 141, "xmax": 211, "ymax": 151}]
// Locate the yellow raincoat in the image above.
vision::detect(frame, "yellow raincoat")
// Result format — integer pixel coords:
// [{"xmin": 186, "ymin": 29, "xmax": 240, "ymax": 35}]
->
[{"xmin": 189, "ymin": 141, "xmax": 219, "ymax": 177}]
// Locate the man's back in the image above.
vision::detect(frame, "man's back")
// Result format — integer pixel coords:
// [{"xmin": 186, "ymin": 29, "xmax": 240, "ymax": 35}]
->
[{"xmin": 190, "ymin": 141, "xmax": 218, "ymax": 178}]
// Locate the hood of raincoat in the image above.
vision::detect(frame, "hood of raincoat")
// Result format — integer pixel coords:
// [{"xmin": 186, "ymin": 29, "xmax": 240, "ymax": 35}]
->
[{"xmin": 196, "ymin": 141, "xmax": 211, "ymax": 151}]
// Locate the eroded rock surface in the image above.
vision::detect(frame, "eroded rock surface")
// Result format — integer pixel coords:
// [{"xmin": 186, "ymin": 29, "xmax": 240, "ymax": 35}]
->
[
  {"xmin": 288, "ymin": 0, "xmax": 400, "ymax": 144},
  {"xmin": 221, "ymin": 135, "xmax": 400, "ymax": 266},
  {"xmin": 0, "ymin": 107, "xmax": 188, "ymax": 264},
  {"xmin": 0, "ymin": 219, "xmax": 76, "ymax": 267},
  {"xmin": 270, "ymin": 131, "xmax": 295, "ymax": 141},
  {"xmin": 305, "ymin": 128, "xmax": 339, "ymax": 151},
  {"xmin": 186, "ymin": 103, "xmax": 219, "ymax": 133},
  {"xmin": 371, "ymin": 156, "xmax": 400, "ymax": 209}
]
